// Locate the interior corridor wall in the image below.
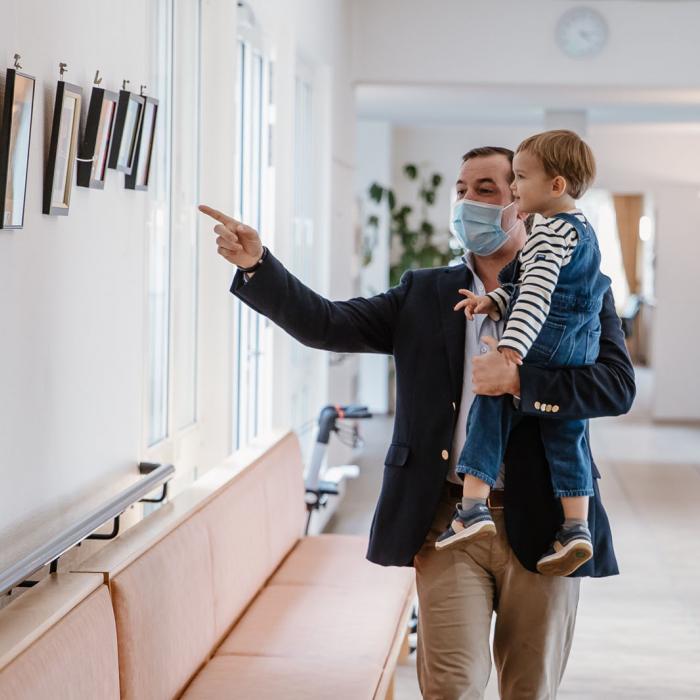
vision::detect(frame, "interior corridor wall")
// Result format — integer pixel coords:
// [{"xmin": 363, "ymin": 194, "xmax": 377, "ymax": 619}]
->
[
  {"xmin": 351, "ymin": 0, "xmax": 700, "ymax": 88},
  {"xmin": 0, "ymin": 1, "xmax": 157, "ymax": 534},
  {"xmin": 0, "ymin": 0, "xmax": 359, "ymax": 537}
]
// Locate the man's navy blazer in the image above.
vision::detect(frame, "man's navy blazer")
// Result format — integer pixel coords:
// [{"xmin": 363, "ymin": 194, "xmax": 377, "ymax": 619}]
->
[{"xmin": 232, "ymin": 252, "xmax": 635, "ymax": 577}]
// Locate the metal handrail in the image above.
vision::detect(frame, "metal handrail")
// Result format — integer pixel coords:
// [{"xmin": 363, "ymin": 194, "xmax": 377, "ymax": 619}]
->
[{"xmin": 0, "ymin": 462, "xmax": 174, "ymax": 595}]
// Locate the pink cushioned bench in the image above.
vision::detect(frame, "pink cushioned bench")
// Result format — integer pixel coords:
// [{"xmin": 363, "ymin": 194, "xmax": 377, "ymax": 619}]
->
[
  {"xmin": 71, "ymin": 430, "xmax": 416, "ymax": 698},
  {"xmin": 0, "ymin": 574, "xmax": 120, "ymax": 699}
]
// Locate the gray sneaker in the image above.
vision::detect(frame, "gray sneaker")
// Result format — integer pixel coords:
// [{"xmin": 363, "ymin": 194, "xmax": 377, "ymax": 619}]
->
[
  {"xmin": 537, "ymin": 524, "xmax": 593, "ymax": 576},
  {"xmin": 435, "ymin": 503, "xmax": 496, "ymax": 551}
]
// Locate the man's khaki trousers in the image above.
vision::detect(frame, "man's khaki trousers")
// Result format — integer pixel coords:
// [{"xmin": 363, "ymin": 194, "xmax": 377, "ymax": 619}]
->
[{"xmin": 413, "ymin": 481, "xmax": 580, "ymax": 700}]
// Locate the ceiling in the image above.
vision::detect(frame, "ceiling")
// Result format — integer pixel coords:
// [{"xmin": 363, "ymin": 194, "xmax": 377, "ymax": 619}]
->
[{"xmin": 356, "ymin": 82, "xmax": 700, "ymax": 127}]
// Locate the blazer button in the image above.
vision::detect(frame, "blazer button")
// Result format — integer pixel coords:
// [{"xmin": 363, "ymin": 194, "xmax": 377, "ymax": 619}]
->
[
  {"xmin": 546, "ymin": 404, "xmax": 553, "ymax": 412},
  {"xmin": 441, "ymin": 449, "xmax": 449, "ymax": 461},
  {"xmin": 534, "ymin": 401, "xmax": 541, "ymax": 410},
  {"xmin": 540, "ymin": 404, "xmax": 547, "ymax": 412},
  {"xmin": 452, "ymin": 402, "xmax": 456, "ymax": 411},
  {"xmin": 552, "ymin": 405, "xmax": 560, "ymax": 413}
]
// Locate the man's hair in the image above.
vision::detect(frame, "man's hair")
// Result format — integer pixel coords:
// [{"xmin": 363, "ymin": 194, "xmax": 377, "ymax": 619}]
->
[
  {"xmin": 516, "ymin": 130, "xmax": 595, "ymax": 199},
  {"xmin": 461, "ymin": 146, "xmax": 515, "ymax": 183}
]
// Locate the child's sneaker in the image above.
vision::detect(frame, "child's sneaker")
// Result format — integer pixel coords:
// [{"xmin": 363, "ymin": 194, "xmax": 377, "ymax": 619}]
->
[
  {"xmin": 435, "ymin": 503, "xmax": 496, "ymax": 551},
  {"xmin": 536, "ymin": 524, "xmax": 593, "ymax": 576}
]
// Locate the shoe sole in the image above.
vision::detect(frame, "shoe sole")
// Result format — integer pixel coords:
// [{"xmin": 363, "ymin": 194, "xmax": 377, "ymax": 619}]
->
[
  {"xmin": 434, "ymin": 521, "xmax": 497, "ymax": 551},
  {"xmin": 537, "ymin": 540, "xmax": 593, "ymax": 577}
]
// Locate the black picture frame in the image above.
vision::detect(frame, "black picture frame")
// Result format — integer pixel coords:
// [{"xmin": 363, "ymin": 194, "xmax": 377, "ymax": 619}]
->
[
  {"xmin": 77, "ymin": 86, "xmax": 119, "ymax": 190},
  {"xmin": 43, "ymin": 80, "xmax": 82, "ymax": 215},
  {"xmin": 0, "ymin": 69, "xmax": 36, "ymax": 229},
  {"xmin": 125, "ymin": 96, "xmax": 158, "ymax": 191},
  {"xmin": 108, "ymin": 89, "xmax": 145, "ymax": 175}
]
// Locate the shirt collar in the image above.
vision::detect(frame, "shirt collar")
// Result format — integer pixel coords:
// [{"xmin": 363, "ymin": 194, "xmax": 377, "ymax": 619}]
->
[{"xmin": 460, "ymin": 252, "xmax": 484, "ymax": 288}]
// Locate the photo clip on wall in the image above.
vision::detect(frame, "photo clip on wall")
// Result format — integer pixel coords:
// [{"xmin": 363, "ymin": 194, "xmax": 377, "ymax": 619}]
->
[
  {"xmin": 43, "ymin": 63, "xmax": 83, "ymax": 216},
  {"xmin": 125, "ymin": 85, "xmax": 158, "ymax": 191},
  {"xmin": 77, "ymin": 70, "xmax": 119, "ymax": 190},
  {"xmin": 0, "ymin": 54, "xmax": 36, "ymax": 230},
  {"xmin": 108, "ymin": 79, "xmax": 145, "ymax": 177}
]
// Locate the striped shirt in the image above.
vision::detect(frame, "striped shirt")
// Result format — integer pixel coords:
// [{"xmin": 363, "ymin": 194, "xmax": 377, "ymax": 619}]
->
[{"xmin": 487, "ymin": 211, "xmax": 585, "ymax": 358}]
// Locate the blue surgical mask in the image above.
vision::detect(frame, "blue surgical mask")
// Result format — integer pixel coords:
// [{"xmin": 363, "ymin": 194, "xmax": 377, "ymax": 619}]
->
[{"xmin": 450, "ymin": 199, "xmax": 518, "ymax": 256}]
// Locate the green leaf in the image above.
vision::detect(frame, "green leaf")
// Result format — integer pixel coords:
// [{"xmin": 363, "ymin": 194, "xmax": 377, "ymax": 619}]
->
[
  {"xmin": 420, "ymin": 221, "xmax": 434, "ymax": 235},
  {"xmin": 432, "ymin": 173, "xmax": 442, "ymax": 188},
  {"xmin": 404, "ymin": 163, "xmax": 418, "ymax": 180},
  {"xmin": 387, "ymin": 190, "xmax": 396, "ymax": 211},
  {"xmin": 368, "ymin": 183, "xmax": 383, "ymax": 203},
  {"xmin": 424, "ymin": 191, "xmax": 435, "ymax": 205},
  {"xmin": 367, "ymin": 214, "xmax": 379, "ymax": 228}
]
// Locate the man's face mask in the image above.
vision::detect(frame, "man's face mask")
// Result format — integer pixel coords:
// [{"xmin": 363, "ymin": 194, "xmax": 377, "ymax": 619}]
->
[{"xmin": 450, "ymin": 198, "xmax": 518, "ymax": 256}]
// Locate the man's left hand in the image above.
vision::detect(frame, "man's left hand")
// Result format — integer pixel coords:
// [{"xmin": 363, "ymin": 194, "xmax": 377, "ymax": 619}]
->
[{"xmin": 472, "ymin": 336, "xmax": 521, "ymax": 397}]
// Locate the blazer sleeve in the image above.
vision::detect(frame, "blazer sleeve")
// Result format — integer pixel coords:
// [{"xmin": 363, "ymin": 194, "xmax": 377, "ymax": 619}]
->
[
  {"xmin": 230, "ymin": 250, "xmax": 410, "ymax": 355},
  {"xmin": 517, "ymin": 289, "xmax": 636, "ymax": 419}
]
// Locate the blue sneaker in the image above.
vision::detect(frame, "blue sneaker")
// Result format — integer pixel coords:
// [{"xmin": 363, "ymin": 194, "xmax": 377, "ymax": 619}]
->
[
  {"xmin": 537, "ymin": 524, "xmax": 593, "ymax": 576},
  {"xmin": 435, "ymin": 503, "xmax": 496, "ymax": 551}
]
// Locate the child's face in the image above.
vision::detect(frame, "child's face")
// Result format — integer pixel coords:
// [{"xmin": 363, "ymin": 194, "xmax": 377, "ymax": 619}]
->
[{"xmin": 511, "ymin": 151, "xmax": 563, "ymax": 215}]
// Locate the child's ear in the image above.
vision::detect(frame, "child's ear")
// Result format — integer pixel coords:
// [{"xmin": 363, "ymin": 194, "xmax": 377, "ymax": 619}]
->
[{"xmin": 551, "ymin": 175, "xmax": 567, "ymax": 198}]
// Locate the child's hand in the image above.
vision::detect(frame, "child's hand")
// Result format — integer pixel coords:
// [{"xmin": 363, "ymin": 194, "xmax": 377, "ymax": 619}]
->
[
  {"xmin": 498, "ymin": 347, "xmax": 523, "ymax": 366},
  {"xmin": 454, "ymin": 289, "xmax": 497, "ymax": 321}
]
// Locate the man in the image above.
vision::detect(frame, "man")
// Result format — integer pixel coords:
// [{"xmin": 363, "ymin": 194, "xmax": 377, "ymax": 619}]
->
[{"xmin": 200, "ymin": 145, "xmax": 635, "ymax": 699}]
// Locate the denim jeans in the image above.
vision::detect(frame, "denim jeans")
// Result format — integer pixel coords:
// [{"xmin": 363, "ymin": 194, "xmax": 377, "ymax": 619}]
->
[{"xmin": 457, "ymin": 213, "xmax": 610, "ymax": 499}]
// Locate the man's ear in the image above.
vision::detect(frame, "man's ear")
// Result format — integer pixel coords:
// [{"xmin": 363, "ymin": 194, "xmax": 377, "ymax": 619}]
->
[{"xmin": 552, "ymin": 175, "xmax": 567, "ymax": 198}]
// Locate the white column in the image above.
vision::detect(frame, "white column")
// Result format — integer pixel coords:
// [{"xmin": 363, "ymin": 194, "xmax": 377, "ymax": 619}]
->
[
  {"xmin": 544, "ymin": 109, "xmax": 588, "ymax": 137},
  {"xmin": 355, "ymin": 120, "xmax": 392, "ymax": 414}
]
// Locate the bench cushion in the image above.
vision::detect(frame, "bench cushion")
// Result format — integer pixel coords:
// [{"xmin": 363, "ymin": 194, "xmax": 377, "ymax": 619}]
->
[
  {"xmin": 258, "ymin": 432, "xmax": 306, "ymax": 567},
  {"xmin": 181, "ymin": 655, "xmax": 382, "ymax": 699},
  {"xmin": 216, "ymin": 582, "xmax": 407, "ymax": 666},
  {"xmin": 195, "ymin": 465, "xmax": 271, "ymax": 641},
  {"xmin": 111, "ymin": 518, "xmax": 215, "ymax": 700},
  {"xmin": 0, "ymin": 585, "xmax": 119, "ymax": 699},
  {"xmin": 270, "ymin": 534, "xmax": 415, "ymax": 594}
]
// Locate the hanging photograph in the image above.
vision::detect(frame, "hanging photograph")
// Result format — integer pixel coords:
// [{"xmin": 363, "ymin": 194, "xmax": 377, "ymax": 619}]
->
[
  {"xmin": 77, "ymin": 86, "xmax": 119, "ymax": 190},
  {"xmin": 43, "ymin": 81, "xmax": 82, "ymax": 215},
  {"xmin": 0, "ymin": 69, "xmax": 36, "ymax": 229},
  {"xmin": 108, "ymin": 89, "xmax": 144, "ymax": 175},
  {"xmin": 125, "ymin": 96, "xmax": 158, "ymax": 191}
]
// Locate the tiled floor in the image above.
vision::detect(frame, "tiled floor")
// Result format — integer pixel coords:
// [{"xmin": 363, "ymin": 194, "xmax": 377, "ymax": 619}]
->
[{"xmin": 327, "ymin": 368, "xmax": 700, "ymax": 699}]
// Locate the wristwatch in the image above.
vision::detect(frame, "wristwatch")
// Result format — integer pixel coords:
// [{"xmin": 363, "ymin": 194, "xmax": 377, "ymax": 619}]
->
[{"xmin": 236, "ymin": 246, "xmax": 268, "ymax": 273}]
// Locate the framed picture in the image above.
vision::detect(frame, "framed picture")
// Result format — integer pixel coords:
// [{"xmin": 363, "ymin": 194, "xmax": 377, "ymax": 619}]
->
[
  {"xmin": 125, "ymin": 96, "xmax": 158, "ymax": 191},
  {"xmin": 77, "ymin": 86, "xmax": 118, "ymax": 190},
  {"xmin": 108, "ymin": 89, "xmax": 144, "ymax": 175},
  {"xmin": 43, "ymin": 81, "xmax": 82, "ymax": 215},
  {"xmin": 0, "ymin": 69, "xmax": 36, "ymax": 229}
]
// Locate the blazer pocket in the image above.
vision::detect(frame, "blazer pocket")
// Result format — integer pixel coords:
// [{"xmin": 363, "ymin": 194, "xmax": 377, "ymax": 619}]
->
[{"xmin": 384, "ymin": 442, "xmax": 410, "ymax": 467}]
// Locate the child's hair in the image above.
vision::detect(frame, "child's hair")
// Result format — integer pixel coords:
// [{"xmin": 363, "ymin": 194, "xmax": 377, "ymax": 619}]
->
[{"xmin": 516, "ymin": 130, "xmax": 596, "ymax": 199}]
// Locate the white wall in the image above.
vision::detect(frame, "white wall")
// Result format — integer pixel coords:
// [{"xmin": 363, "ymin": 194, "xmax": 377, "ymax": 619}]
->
[
  {"xmin": 651, "ymin": 184, "xmax": 700, "ymax": 422},
  {"xmin": 352, "ymin": 0, "xmax": 700, "ymax": 88},
  {"xmin": 356, "ymin": 120, "xmax": 391, "ymax": 414},
  {"xmin": 0, "ymin": 0, "xmax": 156, "ymax": 533},
  {"xmin": 0, "ymin": 0, "xmax": 359, "ymax": 536}
]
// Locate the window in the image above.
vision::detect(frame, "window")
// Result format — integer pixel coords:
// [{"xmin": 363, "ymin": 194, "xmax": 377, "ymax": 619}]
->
[
  {"xmin": 146, "ymin": 0, "xmax": 174, "ymax": 446},
  {"xmin": 232, "ymin": 35, "xmax": 273, "ymax": 451},
  {"xmin": 146, "ymin": 0, "xmax": 201, "ymax": 447},
  {"xmin": 171, "ymin": 0, "xmax": 201, "ymax": 430},
  {"xmin": 289, "ymin": 72, "xmax": 317, "ymax": 432}
]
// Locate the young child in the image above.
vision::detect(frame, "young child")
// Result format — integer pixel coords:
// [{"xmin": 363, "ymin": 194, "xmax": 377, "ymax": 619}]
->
[{"xmin": 435, "ymin": 130, "xmax": 611, "ymax": 577}]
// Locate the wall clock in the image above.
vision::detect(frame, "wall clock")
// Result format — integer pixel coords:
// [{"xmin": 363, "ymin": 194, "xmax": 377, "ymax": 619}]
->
[{"xmin": 556, "ymin": 7, "xmax": 609, "ymax": 58}]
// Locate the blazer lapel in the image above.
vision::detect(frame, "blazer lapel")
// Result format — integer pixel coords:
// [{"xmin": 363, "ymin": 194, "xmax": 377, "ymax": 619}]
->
[{"xmin": 436, "ymin": 265, "xmax": 471, "ymax": 402}]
